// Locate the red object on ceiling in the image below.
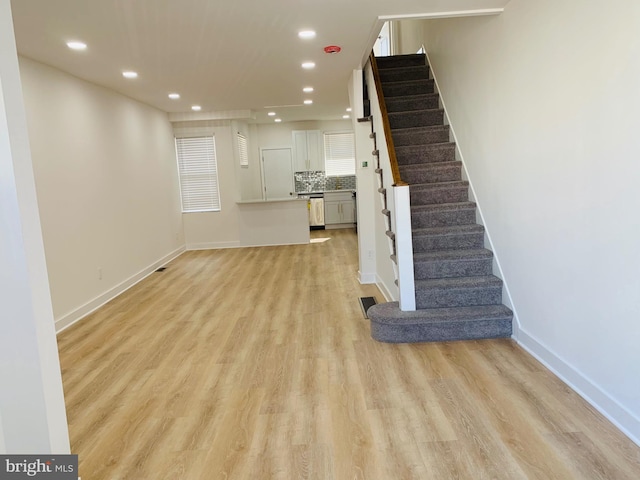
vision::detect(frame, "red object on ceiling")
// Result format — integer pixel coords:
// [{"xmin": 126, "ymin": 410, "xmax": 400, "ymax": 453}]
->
[{"xmin": 324, "ymin": 45, "xmax": 341, "ymax": 54}]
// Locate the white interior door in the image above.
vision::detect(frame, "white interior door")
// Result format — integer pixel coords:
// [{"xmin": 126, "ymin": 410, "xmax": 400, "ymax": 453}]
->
[{"xmin": 262, "ymin": 148, "xmax": 294, "ymax": 200}]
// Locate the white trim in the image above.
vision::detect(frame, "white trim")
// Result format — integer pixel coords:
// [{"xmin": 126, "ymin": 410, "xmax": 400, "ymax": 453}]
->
[
  {"xmin": 55, "ymin": 246, "xmax": 185, "ymax": 333},
  {"xmin": 424, "ymin": 48, "xmax": 521, "ymax": 332},
  {"xmin": 186, "ymin": 241, "xmax": 241, "ymax": 250},
  {"xmin": 359, "ymin": 271, "xmax": 377, "ymax": 284},
  {"xmin": 516, "ymin": 328, "xmax": 640, "ymax": 447},
  {"xmin": 376, "ymin": 274, "xmax": 395, "ymax": 302},
  {"xmin": 379, "ymin": 8, "xmax": 504, "ymax": 21}
]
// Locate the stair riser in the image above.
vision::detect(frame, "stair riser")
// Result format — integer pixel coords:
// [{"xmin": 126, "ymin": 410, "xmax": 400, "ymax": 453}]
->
[
  {"xmin": 410, "ymin": 186, "xmax": 469, "ymax": 205},
  {"xmin": 413, "ymin": 232, "xmax": 485, "ymax": 253},
  {"xmin": 376, "ymin": 56, "xmax": 426, "ymax": 69},
  {"xmin": 397, "ymin": 145, "xmax": 455, "ymax": 164},
  {"xmin": 416, "ymin": 286, "xmax": 502, "ymax": 309},
  {"xmin": 386, "ymin": 95, "xmax": 440, "ymax": 113},
  {"xmin": 371, "ymin": 318, "xmax": 512, "ymax": 343},
  {"xmin": 389, "ymin": 110, "xmax": 443, "ymax": 129},
  {"xmin": 382, "ymin": 80, "xmax": 435, "ymax": 97},
  {"xmin": 414, "ymin": 258, "xmax": 493, "ymax": 280},
  {"xmin": 411, "ymin": 208, "xmax": 476, "ymax": 228},
  {"xmin": 400, "ymin": 165, "xmax": 462, "ymax": 184},
  {"xmin": 379, "ymin": 67, "xmax": 429, "ymax": 83},
  {"xmin": 392, "ymin": 127, "xmax": 450, "ymax": 146}
]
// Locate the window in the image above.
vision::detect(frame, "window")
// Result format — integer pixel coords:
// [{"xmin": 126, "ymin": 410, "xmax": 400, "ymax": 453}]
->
[
  {"xmin": 324, "ymin": 132, "xmax": 355, "ymax": 176},
  {"xmin": 237, "ymin": 132, "xmax": 249, "ymax": 167},
  {"xmin": 175, "ymin": 136, "xmax": 221, "ymax": 212}
]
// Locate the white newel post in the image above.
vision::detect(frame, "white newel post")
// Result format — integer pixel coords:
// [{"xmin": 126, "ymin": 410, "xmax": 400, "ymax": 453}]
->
[{"xmin": 393, "ymin": 185, "xmax": 416, "ymax": 311}]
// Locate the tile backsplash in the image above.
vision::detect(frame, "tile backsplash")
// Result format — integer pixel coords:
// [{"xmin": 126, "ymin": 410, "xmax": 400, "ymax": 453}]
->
[{"xmin": 294, "ymin": 171, "xmax": 356, "ymax": 193}]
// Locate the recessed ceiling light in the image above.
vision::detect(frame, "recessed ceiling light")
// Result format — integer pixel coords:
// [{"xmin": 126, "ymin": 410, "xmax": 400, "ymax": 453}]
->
[
  {"xmin": 346, "ymin": 107, "xmax": 352, "ymax": 112},
  {"xmin": 275, "ymin": 118, "xmax": 282, "ymax": 123},
  {"xmin": 343, "ymin": 115, "xmax": 350, "ymax": 119},
  {"xmin": 303, "ymin": 87, "xmax": 314, "ymax": 93},
  {"xmin": 191, "ymin": 105, "xmax": 202, "ymax": 111},
  {"xmin": 168, "ymin": 93, "xmax": 180, "ymax": 100},
  {"xmin": 122, "ymin": 71, "xmax": 138, "ymax": 79},
  {"xmin": 66, "ymin": 41, "xmax": 87, "ymax": 51},
  {"xmin": 304, "ymin": 100, "xmax": 313, "ymax": 105},
  {"xmin": 298, "ymin": 30, "xmax": 316, "ymax": 39},
  {"xmin": 267, "ymin": 112, "xmax": 276, "ymax": 116},
  {"xmin": 301, "ymin": 62, "xmax": 316, "ymax": 69}
]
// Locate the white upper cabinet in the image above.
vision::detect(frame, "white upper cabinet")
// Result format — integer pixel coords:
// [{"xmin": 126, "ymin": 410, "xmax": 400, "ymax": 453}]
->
[{"xmin": 293, "ymin": 130, "xmax": 323, "ymax": 172}]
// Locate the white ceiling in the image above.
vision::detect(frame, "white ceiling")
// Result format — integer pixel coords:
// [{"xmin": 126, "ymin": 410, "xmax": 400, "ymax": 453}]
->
[{"xmin": 10, "ymin": 0, "xmax": 510, "ymax": 123}]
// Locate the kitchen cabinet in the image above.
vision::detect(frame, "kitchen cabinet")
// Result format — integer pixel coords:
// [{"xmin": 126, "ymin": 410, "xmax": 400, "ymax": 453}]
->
[
  {"xmin": 324, "ymin": 191, "xmax": 355, "ymax": 225},
  {"xmin": 293, "ymin": 130, "xmax": 323, "ymax": 172}
]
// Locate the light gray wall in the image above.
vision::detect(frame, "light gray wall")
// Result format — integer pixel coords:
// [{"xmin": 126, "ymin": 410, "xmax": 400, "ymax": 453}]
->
[
  {"xmin": 421, "ymin": 0, "xmax": 640, "ymax": 442},
  {"xmin": 19, "ymin": 57, "xmax": 184, "ymax": 330}
]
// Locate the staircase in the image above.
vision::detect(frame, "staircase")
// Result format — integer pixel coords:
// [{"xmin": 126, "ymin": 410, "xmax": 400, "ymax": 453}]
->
[{"xmin": 367, "ymin": 53, "xmax": 513, "ymax": 343}]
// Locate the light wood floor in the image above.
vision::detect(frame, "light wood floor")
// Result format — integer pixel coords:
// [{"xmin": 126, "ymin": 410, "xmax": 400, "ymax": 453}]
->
[{"xmin": 57, "ymin": 228, "xmax": 640, "ymax": 479}]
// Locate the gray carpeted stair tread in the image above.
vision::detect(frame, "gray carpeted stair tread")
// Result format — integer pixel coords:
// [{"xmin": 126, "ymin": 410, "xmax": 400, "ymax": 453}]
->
[
  {"xmin": 401, "ymin": 160, "xmax": 462, "ymax": 172},
  {"xmin": 388, "ymin": 109, "xmax": 444, "ymax": 129},
  {"xmin": 376, "ymin": 54, "xmax": 426, "ymax": 69},
  {"xmin": 396, "ymin": 142, "xmax": 456, "ymax": 164},
  {"xmin": 413, "ymin": 224, "xmax": 485, "ymax": 236},
  {"xmin": 415, "ymin": 274, "xmax": 502, "ymax": 290},
  {"xmin": 412, "ymin": 224, "xmax": 485, "ymax": 253},
  {"xmin": 400, "ymin": 161, "xmax": 462, "ymax": 184},
  {"xmin": 386, "ymin": 94, "xmax": 440, "ymax": 113},
  {"xmin": 382, "ymin": 79, "xmax": 435, "ymax": 97},
  {"xmin": 411, "ymin": 202, "xmax": 477, "ymax": 229},
  {"xmin": 410, "ymin": 180, "xmax": 469, "ymax": 192},
  {"xmin": 409, "ymin": 181, "xmax": 469, "ymax": 206},
  {"xmin": 392, "ymin": 125, "xmax": 450, "ymax": 147},
  {"xmin": 414, "ymin": 275, "xmax": 503, "ymax": 309},
  {"xmin": 413, "ymin": 249, "xmax": 493, "ymax": 279},
  {"xmin": 379, "ymin": 65, "xmax": 430, "ymax": 83},
  {"xmin": 413, "ymin": 248, "xmax": 493, "ymax": 262},
  {"xmin": 411, "ymin": 201, "xmax": 476, "ymax": 213},
  {"xmin": 368, "ymin": 301, "xmax": 512, "ymax": 343}
]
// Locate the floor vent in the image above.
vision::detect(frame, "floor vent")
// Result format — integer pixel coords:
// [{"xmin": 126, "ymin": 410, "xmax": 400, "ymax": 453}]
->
[{"xmin": 359, "ymin": 296, "xmax": 377, "ymax": 319}]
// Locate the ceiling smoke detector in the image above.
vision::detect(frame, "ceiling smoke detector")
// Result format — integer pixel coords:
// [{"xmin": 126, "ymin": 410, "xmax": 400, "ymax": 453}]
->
[{"xmin": 324, "ymin": 45, "xmax": 341, "ymax": 54}]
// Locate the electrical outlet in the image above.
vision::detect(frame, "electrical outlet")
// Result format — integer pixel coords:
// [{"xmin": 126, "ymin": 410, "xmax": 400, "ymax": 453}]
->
[{"xmin": 98, "ymin": 267, "xmax": 102, "ymax": 280}]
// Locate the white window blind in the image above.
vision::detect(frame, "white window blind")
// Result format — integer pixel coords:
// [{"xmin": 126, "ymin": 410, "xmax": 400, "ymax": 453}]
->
[
  {"xmin": 175, "ymin": 136, "xmax": 221, "ymax": 213},
  {"xmin": 324, "ymin": 132, "xmax": 355, "ymax": 176},
  {"xmin": 238, "ymin": 133, "xmax": 249, "ymax": 167}
]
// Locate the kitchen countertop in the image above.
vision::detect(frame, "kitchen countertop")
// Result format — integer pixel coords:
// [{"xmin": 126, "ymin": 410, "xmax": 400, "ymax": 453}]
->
[{"xmin": 295, "ymin": 189, "xmax": 355, "ymax": 195}]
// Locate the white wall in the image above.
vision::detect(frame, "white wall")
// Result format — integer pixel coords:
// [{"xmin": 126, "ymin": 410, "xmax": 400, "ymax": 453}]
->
[
  {"xmin": 349, "ymin": 69, "xmax": 377, "ymax": 284},
  {"xmin": 19, "ymin": 57, "xmax": 184, "ymax": 331},
  {"xmin": 421, "ymin": 0, "xmax": 640, "ymax": 442},
  {"xmin": 232, "ymin": 120, "xmax": 263, "ymax": 201},
  {"xmin": 173, "ymin": 120, "xmax": 242, "ymax": 249},
  {"xmin": 0, "ymin": 0, "xmax": 68, "ymax": 452}
]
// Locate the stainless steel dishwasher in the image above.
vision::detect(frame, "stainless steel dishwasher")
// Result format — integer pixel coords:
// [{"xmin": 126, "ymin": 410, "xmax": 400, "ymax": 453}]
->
[{"xmin": 308, "ymin": 193, "xmax": 325, "ymax": 230}]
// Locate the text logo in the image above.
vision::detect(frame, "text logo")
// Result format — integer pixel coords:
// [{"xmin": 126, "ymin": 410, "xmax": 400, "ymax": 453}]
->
[{"xmin": 0, "ymin": 455, "xmax": 77, "ymax": 479}]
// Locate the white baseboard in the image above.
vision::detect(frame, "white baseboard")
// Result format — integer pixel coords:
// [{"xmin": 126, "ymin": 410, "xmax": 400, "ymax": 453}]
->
[
  {"xmin": 516, "ymin": 328, "xmax": 640, "ymax": 447},
  {"xmin": 55, "ymin": 246, "xmax": 186, "ymax": 333},
  {"xmin": 359, "ymin": 271, "xmax": 377, "ymax": 284},
  {"xmin": 186, "ymin": 241, "xmax": 241, "ymax": 250},
  {"xmin": 375, "ymin": 274, "xmax": 396, "ymax": 303}
]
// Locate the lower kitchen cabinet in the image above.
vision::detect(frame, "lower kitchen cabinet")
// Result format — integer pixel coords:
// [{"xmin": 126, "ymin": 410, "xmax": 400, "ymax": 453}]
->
[{"xmin": 324, "ymin": 192, "xmax": 355, "ymax": 226}]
